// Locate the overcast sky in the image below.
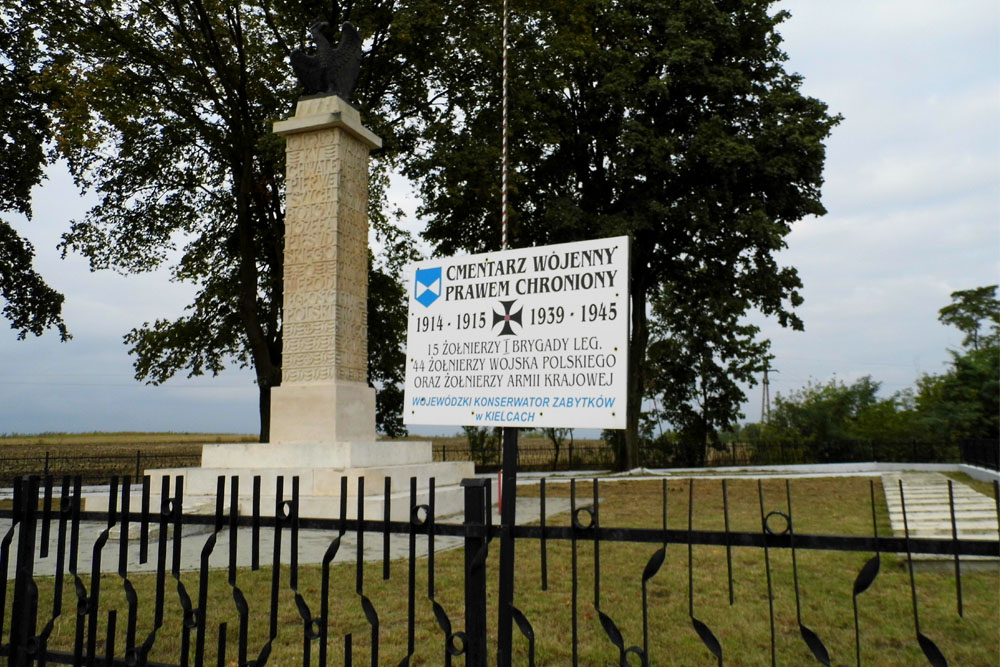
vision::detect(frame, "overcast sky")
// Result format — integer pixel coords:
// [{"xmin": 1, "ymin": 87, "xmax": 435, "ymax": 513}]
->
[{"xmin": 1, "ymin": 0, "xmax": 997, "ymax": 437}]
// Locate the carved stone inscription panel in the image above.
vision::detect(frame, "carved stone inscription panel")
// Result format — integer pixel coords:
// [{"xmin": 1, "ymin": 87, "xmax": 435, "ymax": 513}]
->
[{"xmin": 282, "ymin": 126, "xmax": 370, "ymax": 384}]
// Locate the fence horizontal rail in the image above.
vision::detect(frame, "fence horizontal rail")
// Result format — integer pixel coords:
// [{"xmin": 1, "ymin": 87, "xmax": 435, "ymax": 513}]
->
[
  {"xmin": 9, "ymin": 648, "xmax": 178, "ymax": 667},
  {"xmin": 1, "ymin": 509, "xmax": 994, "ymax": 558},
  {"xmin": 0, "ymin": 452, "xmax": 202, "ymax": 485}
]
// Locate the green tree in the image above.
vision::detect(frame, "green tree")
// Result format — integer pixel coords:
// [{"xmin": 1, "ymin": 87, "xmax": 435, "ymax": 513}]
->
[
  {"xmin": 849, "ymin": 389, "xmax": 921, "ymax": 444},
  {"xmin": 914, "ymin": 351, "xmax": 999, "ymax": 441},
  {"xmin": 764, "ymin": 376, "xmax": 881, "ymax": 460},
  {"xmin": 542, "ymin": 427, "xmax": 572, "ymax": 470},
  {"xmin": 27, "ymin": 0, "xmax": 463, "ymax": 439},
  {"xmin": 938, "ymin": 285, "xmax": 1000, "ymax": 351},
  {"xmin": 0, "ymin": 6, "xmax": 69, "ymax": 341},
  {"xmin": 405, "ymin": 0, "xmax": 839, "ymax": 468},
  {"xmin": 914, "ymin": 285, "xmax": 1000, "ymax": 440},
  {"xmin": 463, "ymin": 425, "xmax": 500, "ymax": 467},
  {"xmin": 643, "ymin": 282, "xmax": 772, "ymax": 465}
]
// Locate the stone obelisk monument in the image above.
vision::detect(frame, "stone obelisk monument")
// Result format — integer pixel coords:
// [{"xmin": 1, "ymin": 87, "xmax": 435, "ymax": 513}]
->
[
  {"xmin": 98, "ymin": 24, "xmax": 473, "ymax": 519},
  {"xmin": 269, "ymin": 95, "xmax": 380, "ymax": 444}
]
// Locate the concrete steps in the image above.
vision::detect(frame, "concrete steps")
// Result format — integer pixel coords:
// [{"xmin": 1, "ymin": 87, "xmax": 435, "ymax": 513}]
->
[{"xmin": 881, "ymin": 472, "xmax": 999, "ymax": 561}]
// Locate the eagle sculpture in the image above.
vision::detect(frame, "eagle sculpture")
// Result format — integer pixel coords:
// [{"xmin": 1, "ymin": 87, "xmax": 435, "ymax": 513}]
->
[{"xmin": 290, "ymin": 20, "xmax": 362, "ymax": 101}]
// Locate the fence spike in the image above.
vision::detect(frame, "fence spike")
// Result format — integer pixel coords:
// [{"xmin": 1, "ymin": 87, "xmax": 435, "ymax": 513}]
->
[
  {"xmin": 407, "ymin": 476, "xmax": 417, "ymax": 659},
  {"xmin": 593, "ymin": 478, "xmax": 601, "ymax": 609},
  {"xmin": 355, "ymin": 476, "xmax": 380, "ymax": 667},
  {"xmin": 139, "ymin": 475, "xmax": 150, "ymax": 565},
  {"xmin": 383, "ymin": 476, "xmax": 391, "ymax": 581},
  {"xmin": 252, "ymin": 475, "xmax": 261, "ymax": 571},
  {"xmin": 86, "ymin": 477, "xmax": 116, "ymax": 662},
  {"xmin": 216, "ymin": 622, "xmax": 227, "ymax": 667},
  {"xmin": 104, "ymin": 609, "xmax": 116, "ymax": 667},
  {"xmin": 540, "ymin": 478, "xmax": 548, "ymax": 591},
  {"xmin": 118, "ymin": 476, "xmax": 131, "ymax": 578},
  {"xmin": 40, "ymin": 475, "xmax": 53, "ymax": 560},
  {"xmin": 688, "ymin": 479, "xmax": 723, "ymax": 666},
  {"xmin": 947, "ymin": 480, "xmax": 963, "ymax": 617},
  {"xmin": 853, "ymin": 479, "xmax": 882, "ymax": 667},
  {"xmin": 193, "ymin": 476, "xmax": 225, "ymax": 667},
  {"xmin": 429, "ymin": 477, "xmax": 437, "ymax": 599},
  {"xmin": 758, "ymin": 480, "xmax": 776, "ymax": 667},
  {"xmin": 899, "ymin": 480, "xmax": 947, "ymax": 667},
  {"xmin": 787, "ymin": 480, "xmax": 832, "ymax": 666},
  {"xmin": 570, "ymin": 478, "xmax": 579, "ymax": 667},
  {"xmin": 723, "ymin": 479, "xmax": 734, "ymax": 606}
]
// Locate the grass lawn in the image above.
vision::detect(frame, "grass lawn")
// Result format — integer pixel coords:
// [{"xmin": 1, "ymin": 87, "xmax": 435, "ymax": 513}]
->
[
  {"xmin": 943, "ymin": 471, "xmax": 1000, "ymax": 501},
  {"xmin": 13, "ymin": 477, "xmax": 999, "ymax": 665}
]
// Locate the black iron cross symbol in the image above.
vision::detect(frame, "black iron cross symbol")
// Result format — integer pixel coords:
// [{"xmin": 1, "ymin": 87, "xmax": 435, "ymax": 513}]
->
[{"xmin": 492, "ymin": 300, "xmax": 522, "ymax": 336}]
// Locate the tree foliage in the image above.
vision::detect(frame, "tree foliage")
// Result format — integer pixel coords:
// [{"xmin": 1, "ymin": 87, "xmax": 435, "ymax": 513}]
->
[
  {"xmin": 542, "ymin": 427, "xmax": 572, "ymax": 470},
  {"xmin": 0, "ymin": 5, "xmax": 68, "ymax": 341},
  {"xmin": 753, "ymin": 286, "xmax": 1000, "ymax": 448},
  {"xmin": 643, "ymin": 281, "xmax": 772, "ymax": 464},
  {"xmin": 914, "ymin": 349, "xmax": 998, "ymax": 441},
  {"xmin": 938, "ymin": 285, "xmax": 999, "ymax": 351},
  {"xmin": 405, "ymin": 0, "xmax": 839, "ymax": 468},
  {"xmin": 763, "ymin": 375, "xmax": 888, "ymax": 455},
  {"xmin": 26, "ymin": 0, "xmax": 459, "ymax": 439},
  {"xmin": 916, "ymin": 285, "xmax": 999, "ymax": 440}
]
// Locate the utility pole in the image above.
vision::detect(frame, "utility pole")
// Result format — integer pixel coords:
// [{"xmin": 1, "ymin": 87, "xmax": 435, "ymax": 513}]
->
[{"xmin": 760, "ymin": 364, "xmax": 776, "ymax": 423}]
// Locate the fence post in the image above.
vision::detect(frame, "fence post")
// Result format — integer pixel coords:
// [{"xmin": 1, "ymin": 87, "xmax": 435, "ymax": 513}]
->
[
  {"xmin": 497, "ymin": 427, "xmax": 519, "ymax": 667},
  {"xmin": 461, "ymin": 479, "xmax": 489, "ymax": 666},
  {"xmin": 43, "ymin": 452, "xmax": 49, "ymax": 477},
  {"xmin": 10, "ymin": 477, "xmax": 40, "ymax": 666},
  {"xmin": 135, "ymin": 450, "xmax": 142, "ymax": 479}
]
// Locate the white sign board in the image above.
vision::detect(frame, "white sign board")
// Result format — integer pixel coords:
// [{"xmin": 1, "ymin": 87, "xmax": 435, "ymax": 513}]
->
[{"xmin": 403, "ymin": 236, "xmax": 629, "ymax": 429}]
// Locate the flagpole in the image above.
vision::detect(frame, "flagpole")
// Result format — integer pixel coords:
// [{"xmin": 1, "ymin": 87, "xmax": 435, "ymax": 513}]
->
[
  {"xmin": 501, "ymin": 0, "xmax": 509, "ymax": 252},
  {"xmin": 497, "ymin": 0, "xmax": 519, "ymax": 663}
]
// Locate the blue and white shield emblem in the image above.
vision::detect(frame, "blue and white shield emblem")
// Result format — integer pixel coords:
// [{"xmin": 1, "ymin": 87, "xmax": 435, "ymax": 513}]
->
[{"xmin": 414, "ymin": 267, "xmax": 442, "ymax": 307}]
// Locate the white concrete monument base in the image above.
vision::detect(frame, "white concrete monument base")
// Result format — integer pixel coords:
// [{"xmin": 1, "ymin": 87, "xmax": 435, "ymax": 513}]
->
[
  {"xmin": 90, "ymin": 442, "xmax": 474, "ymax": 521},
  {"xmin": 269, "ymin": 381, "xmax": 377, "ymax": 444}
]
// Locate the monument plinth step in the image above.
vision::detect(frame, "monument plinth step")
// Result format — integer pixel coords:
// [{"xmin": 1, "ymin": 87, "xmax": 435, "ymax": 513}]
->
[
  {"xmin": 200, "ymin": 440, "xmax": 434, "ymax": 469},
  {"xmin": 89, "ymin": 481, "xmax": 468, "ymax": 522},
  {"xmin": 139, "ymin": 461, "xmax": 474, "ymax": 498},
  {"xmin": 87, "ymin": 455, "xmax": 475, "ymax": 523}
]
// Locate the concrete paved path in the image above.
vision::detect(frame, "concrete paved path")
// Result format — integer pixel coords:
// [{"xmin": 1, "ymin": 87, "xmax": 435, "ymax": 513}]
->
[
  {"xmin": 1, "ymin": 494, "xmax": 573, "ymax": 577},
  {"xmin": 881, "ymin": 471, "xmax": 999, "ymax": 560}
]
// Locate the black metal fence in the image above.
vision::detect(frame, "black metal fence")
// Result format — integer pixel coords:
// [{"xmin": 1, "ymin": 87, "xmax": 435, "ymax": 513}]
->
[
  {"xmin": 0, "ymin": 451, "xmax": 202, "ymax": 485},
  {"xmin": 2, "ymin": 439, "xmax": 995, "ymax": 482},
  {"xmin": 0, "ymin": 473, "xmax": 997, "ymax": 666},
  {"xmin": 959, "ymin": 439, "xmax": 1000, "ymax": 471},
  {"xmin": 434, "ymin": 442, "xmax": 613, "ymax": 471},
  {"xmin": 438, "ymin": 437, "xmax": 998, "ymax": 472},
  {"xmin": 640, "ymin": 439, "xmax": 975, "ymax": 469}
]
